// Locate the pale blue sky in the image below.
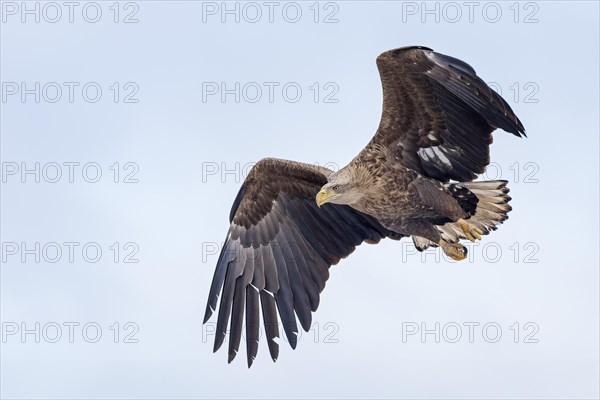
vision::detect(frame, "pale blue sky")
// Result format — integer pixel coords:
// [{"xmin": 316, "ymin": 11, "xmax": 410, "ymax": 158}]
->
[{"xmin": 1, "ymin": 1, "xmax": 599, "ymax": 399}]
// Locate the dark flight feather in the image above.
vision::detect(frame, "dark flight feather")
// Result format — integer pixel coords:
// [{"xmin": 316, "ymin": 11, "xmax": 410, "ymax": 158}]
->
[
  {"xmin": 366, "ymin": 46, "xmax": 525, "ymax": 182},
  {"xmin": 203, "ymin": 158, "xmax": 398, "ymax": 365}
]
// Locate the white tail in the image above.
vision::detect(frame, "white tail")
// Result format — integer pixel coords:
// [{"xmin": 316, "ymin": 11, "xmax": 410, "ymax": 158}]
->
[{"xmin": 412, "ymin": 180, "xmax": 511, "ymax": 250}]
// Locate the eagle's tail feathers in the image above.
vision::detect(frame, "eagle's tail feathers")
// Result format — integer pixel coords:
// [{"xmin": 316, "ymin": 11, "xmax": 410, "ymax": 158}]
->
[
  {"xmin": 412, "ymin": 180, "xmax": 512, "ymax": 251},
  {"xmin": 441, "ymin": 180, "xmax": 511, "ymax": 242}
]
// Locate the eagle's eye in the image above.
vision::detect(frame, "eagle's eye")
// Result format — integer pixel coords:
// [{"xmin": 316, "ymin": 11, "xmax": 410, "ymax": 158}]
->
[{"xmin": 332, "ymin": 185, "xmax": 339, "ymax": 191}]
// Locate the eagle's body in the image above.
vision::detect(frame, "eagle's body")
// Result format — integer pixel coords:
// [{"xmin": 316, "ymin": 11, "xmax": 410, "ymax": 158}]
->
[
  {"xmin": 348, "ymin": 147, "xmax": 478, "ymax": 240},
  {"xmin": 347, "ymin": 149, "xmax": 439, "ymax": 219},
  {"xmin": 204, "ymin": 46, "xmax": 526, "ymax": 366}
]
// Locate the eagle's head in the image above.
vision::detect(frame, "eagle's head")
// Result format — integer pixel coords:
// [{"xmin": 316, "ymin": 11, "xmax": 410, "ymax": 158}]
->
[{"xmin": 316, "ymin": 166, "xmax": 373, "ymax": 207}]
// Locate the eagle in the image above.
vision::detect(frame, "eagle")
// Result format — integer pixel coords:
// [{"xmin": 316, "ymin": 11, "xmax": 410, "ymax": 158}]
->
[{"xmin": 203, "ymin": 46, "xmax": 525, "ymax": 366}]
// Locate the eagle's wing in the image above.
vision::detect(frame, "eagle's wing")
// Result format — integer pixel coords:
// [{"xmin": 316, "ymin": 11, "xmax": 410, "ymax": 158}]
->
[
  {"xmin": 369, "ymin": 46, "xmax": 525, "ymax": 182},
  {"xmin": 203, "ymin": 158, "xmax": 399, "ymax": 366}
]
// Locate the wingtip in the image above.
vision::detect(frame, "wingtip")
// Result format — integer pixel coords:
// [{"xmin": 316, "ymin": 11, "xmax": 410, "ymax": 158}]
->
[
  {"xmin": 298, "ymin": 313, "xmax": 313, "ymax": 333},
  {"xmin": 509, "ymin": 130, "xmax": 525, "ymax": 139},
  {"xmin": 228, "ymin": 353, "xmax": 236, "ymax": 364},
  {"xmin": 213, "ymin": 334, "xmax": 225, "ymax": 353},
  {"xmin": 503, "ymin": 121, "xmax": 526, "ymax": 138}
]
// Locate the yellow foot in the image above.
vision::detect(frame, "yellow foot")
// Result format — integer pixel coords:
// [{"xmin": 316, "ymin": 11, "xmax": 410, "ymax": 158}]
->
[
  {"xmin": 439, "ymin": 240, "xmax": 467, "ymax": 261},
  {"xmin": 458, "ymin": 219, "xmax": 483, "ymax": 242}
]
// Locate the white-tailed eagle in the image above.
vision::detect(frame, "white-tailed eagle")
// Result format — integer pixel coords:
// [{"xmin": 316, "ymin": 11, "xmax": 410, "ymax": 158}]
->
[{"xmin": 204, "ymin": 46, "xmax": 526, "ymax": 366}]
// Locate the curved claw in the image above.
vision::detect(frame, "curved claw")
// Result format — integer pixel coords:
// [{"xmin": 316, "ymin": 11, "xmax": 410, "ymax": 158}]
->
[{"xmin": 458, "ymin": 219, "xmax": 483, "ymax": 242}]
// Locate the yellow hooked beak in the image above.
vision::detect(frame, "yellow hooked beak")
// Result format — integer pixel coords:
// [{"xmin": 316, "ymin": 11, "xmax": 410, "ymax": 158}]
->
[{"xmin": 316, "ymin": 188, "xmax": 337, "ymax": 207}]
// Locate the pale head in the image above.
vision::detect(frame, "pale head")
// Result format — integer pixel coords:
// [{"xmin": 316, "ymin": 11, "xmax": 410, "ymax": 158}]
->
[{"xmin": 315, "ymin": 166, "xmax": 371, "ymax": 207}]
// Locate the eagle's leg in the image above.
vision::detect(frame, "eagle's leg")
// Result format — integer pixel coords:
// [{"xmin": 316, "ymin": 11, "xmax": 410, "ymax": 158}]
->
[
  {"xmin": 438, "ymin": 240, "xmax": 467, "ymax": 261},
  {"xmin": 457, "ymin": 219, "xmax": 483, "ymax": 242},
  {"xmin": 389, "ymin": 218, "xmax": 469, "ymax": 261},
  {"xmin": 387, "ymin": 218, "xmax": 462, "ymax": 261}
]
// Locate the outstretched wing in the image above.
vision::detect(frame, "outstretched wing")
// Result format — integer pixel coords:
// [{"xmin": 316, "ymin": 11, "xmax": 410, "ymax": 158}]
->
[
  {"xmin": 369, "ymin": 46, "xmax": 525, "ymax": 182},
  {"xmin": 203, "ymin": 158, "xmax": 399, "ymax": 366}
]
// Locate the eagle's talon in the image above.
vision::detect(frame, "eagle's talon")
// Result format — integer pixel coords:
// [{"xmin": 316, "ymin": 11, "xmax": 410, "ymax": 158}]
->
[
  {"xmin": 458, "ymin": 219, "xmax": 483, "ymax": 242},
  {"xmin": 439, "ymin": 240, "xmax": 467, "ymax": 261}
]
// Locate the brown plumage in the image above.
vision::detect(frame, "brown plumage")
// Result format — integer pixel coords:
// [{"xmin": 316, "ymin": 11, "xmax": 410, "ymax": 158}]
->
[{"xmin": 204, "ymin": 46, "xmax": 526, "ymax": 366}]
